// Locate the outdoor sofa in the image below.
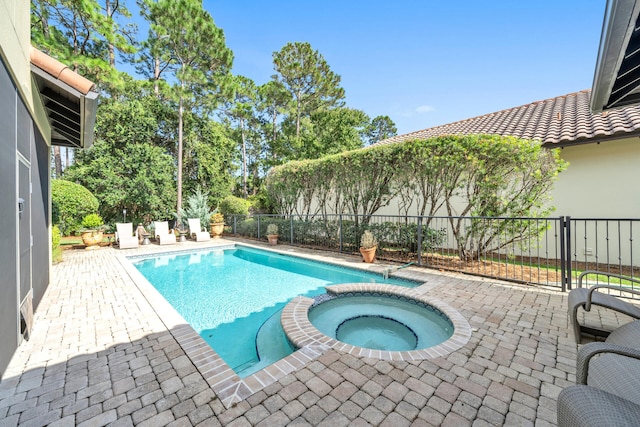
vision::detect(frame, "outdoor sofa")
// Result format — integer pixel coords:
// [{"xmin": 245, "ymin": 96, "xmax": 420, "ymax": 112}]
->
[
  {"xmin": 568, "ymin": 270, "xmax": 640, "ymax": 343},
  {"xmin": 558, "ymin": 320, "xmax": 640, "ymax": 426}
]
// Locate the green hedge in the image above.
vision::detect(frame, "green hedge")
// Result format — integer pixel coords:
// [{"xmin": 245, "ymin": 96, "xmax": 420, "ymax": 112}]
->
[{"xmin": 52, "ymin": 180, "xmax": 99, "ymax": 236}]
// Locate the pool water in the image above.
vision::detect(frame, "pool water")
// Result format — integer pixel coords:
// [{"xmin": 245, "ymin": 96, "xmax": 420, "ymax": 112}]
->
[
  {"xmin": 133, "ymin": 246, "xmax": 418, "ymax": 377},
  {"xmin": 309, "ymin": 295, "xmax": 453, "ymax": 351}
]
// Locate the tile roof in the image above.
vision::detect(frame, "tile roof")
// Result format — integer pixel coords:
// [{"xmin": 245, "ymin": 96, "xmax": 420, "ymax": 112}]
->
[
  {"xmin": 30, "ymin": 47, "xmax": 95, "ymax": 95},
  {"xmin": 376, "ymin": 89, "xmax": 640, "ymax": 147}
]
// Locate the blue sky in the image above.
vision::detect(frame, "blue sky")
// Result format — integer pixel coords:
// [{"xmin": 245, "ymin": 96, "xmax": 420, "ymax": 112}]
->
[{"xmin": 193, "ymin": 1, "xmax": 606, "ymax": 135}]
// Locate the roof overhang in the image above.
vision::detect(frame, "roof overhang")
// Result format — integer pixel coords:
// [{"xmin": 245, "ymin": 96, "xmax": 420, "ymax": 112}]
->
[
  {"xmin": 591, "ymin": 0, "xmax": 640, "ymax": 112},
  {"xmin": 29, "ymin": 47, "xmax": 99, "ymax": 149}
]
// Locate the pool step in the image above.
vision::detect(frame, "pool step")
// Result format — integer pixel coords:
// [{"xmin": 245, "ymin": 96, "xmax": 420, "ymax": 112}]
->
[{"xmin": 237, "ymin": 309, "xmax": 295, "ymax": 377}]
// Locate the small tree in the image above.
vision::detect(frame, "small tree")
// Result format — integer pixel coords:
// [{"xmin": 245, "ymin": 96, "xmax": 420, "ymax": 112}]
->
[{"xmin": 177, "ymin": 187, "xmax": 213, "ymax": 230}]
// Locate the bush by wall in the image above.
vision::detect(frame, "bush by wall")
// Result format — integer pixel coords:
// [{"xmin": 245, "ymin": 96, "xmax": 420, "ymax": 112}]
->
[
  {"xmin": 52, "ymin": 180, "xmax": 99, "ymax": 236},
  {"xmin": 52, "ymin": 225, "xmax": 62, "ymax": 263},
  {"xmin": 219, "ymin": 195, "xmax": 251, "ymax": 220},
  {"xmin": 265, "ymin": 135, "xmax": 568, "ymax": 260}
]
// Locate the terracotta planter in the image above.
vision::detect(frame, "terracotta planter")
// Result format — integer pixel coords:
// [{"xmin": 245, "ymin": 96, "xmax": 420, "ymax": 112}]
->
[
  {"xmin": 267, "ymin": 234, "xmax": 278, "ymax": 246},
  {"xmin": 81, "ymin": 231, "xmax": 103, "ymax": 250},
  {"xmin": 210, "ymin": 222, "xmax": 224, "ymax": 238},
  {"xmin": 359, "ymin": 246, "xmax": 377, "ymax": 263}
]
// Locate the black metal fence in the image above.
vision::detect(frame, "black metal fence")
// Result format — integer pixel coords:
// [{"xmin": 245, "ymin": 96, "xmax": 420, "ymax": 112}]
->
[{"xmin": 225, "ymin": 214, "xmax": 639, "ymax": 291}]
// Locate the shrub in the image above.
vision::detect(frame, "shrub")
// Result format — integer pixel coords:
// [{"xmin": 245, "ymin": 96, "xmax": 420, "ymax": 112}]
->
[
  {"xmin": 52, "ymin": 225, "xmax": 62, "ymax": 264},
  {"xmin": 177, "ymin": 187, "xmax": 212, "ymax": 229},
  {"xmin": 52, "ymin": 179, "xmax": 99, "ymax": 236},
  {"xmin": 80, "ymin": 213, "xmax": 105, "ymax": 231},
  {"xmin": 210, "ymin": 212, "xmax": 224, "ymax": 224},
  {"xmin": 219, "ymin": 195, "xmax": 250, "ymax": 217},
  {"xmin": 267, "ymin": 223, "xmax": 278, "ymax": 236},
  {"xmin": 360, "ymin": 230, "xmax": 378, "ymax": 249}
]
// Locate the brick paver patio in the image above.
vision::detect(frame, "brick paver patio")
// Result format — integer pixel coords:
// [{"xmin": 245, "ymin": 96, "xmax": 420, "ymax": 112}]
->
[{"xmin": 0, "ymin": 238, "xmax": 630, "ymax": 426}]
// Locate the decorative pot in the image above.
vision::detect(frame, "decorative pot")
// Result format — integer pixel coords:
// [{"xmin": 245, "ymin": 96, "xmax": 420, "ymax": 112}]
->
[
  {"xmin": 81, "ymin": 231, "xmax": 103, "ymax": 250},
  {"xmin": 210, "ymin": 222, "xmax": 224, "ymax": 238},
  {"xmin": 359, "ymin": 246, "xmax": 377, "ymax": 263},
  {"xmin": 267, "ymin": 234, "xmax": 278, "ymax": 246}
]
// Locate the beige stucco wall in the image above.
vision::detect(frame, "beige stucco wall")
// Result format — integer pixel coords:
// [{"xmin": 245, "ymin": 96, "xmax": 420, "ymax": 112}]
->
[
  {"xmin": 551, "ymin": 137, "xmax": 640, "ymax": 218},
  {"xmin": 0, "ymin": 0, "xmax": 51, "ymax": 142},
  {"xmin": 0, "ymin": 0, "xmax": 32, "ymax": 105},
  {"xmin": 361, "ymin": 138, "xmax": 640, "ymax": 219}
]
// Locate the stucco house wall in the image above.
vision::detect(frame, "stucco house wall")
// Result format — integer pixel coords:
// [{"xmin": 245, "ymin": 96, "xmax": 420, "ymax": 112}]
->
[{"xmin": 551, "ymin": 137, "xmax": 639, "ymax": 218}]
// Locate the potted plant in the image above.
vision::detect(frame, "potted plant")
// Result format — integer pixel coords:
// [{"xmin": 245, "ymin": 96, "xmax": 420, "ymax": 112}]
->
[
  {"xmin": 266, "ymin": 223, "xmax": 278, "ymax": 246},
  {"xmin": 359, "ymin": 230, "xmax": 378, "ymax": 263},
  {"xmin": 209, "ymin": 212, "xmax": 225, "ymax": 238},
  {"xmin": 79, "ymin": 213, "xmax": 105, "ymax": 250}
]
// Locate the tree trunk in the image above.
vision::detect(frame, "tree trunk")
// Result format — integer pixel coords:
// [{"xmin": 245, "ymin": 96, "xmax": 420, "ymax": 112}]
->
[
  {"xmin": 53, "ymin": 146, "xmax": 62, "ymax": 177},
  {"xmin": 154, "ymin": 57, "xmax": 160, "ymax": 95},
  {"xmin": 241, "ymin": 117, "xmax": 247, "ymax": 198},
  {"xmin": 272, "ymin": 109, "xmax": 278, "ymax": 158},
  {"xmin": 106, "ymin": 0, "xmax": 115, "ymax": 66},
  {"xmin": 177, "ymin": 91, "xmax": 184, "ymax": 226}
]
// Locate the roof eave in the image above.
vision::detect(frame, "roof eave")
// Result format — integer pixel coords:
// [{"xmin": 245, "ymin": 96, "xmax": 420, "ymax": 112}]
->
[
  {"xmin": 591, "ymin": 0, "xmax": 640, "ymax": 112},
  {"xmin": 29, "ymin": 47, "xmax": 99, "ymax": 149}
]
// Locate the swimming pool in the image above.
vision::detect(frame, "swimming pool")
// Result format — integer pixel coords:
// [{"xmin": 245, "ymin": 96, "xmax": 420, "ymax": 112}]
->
[{"xmin": 133, "ymin": 245, "xmax": 418, "ymax": 377}]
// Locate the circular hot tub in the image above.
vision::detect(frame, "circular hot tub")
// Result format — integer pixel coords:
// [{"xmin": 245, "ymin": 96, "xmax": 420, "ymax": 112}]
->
[{"xmin": 282, "ymin": 284, "xmax": 471, "ymax": 361}]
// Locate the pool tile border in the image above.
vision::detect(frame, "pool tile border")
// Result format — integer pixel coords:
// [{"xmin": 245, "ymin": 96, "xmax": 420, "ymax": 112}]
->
[{"xmin": 281, "ymin": 283, "xmax": 472, "ymax": 362}]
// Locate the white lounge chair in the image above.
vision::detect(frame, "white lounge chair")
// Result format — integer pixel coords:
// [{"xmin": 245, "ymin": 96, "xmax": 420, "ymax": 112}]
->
[
  {"xmin": 187, "ymin": 218, "xmax": 210, "ymax": 241},
  {"xmin": 154, "ymin": 221, "xmax": 176, "ymax": 245},
  {"xmin": 115, "ymin": 223, "xmax": 138, "ymax": 249}
]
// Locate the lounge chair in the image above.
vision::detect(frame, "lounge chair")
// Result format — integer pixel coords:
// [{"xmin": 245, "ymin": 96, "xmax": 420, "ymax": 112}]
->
[
  {"xmin": 115, "ymin": 223, "xmax": 138, "ymax": 249},
  {"xmin": 568, "ymin": 270, "xmax": 640, "ymax": 342},
  {"xmin": 558, "ymin": 321, "xmax": 640, "ymax": 426},
  {"xmin": 187, "ymin": 218, "xmax": 210, "ymax": 241},
  {"xmin": 154, "ymin": 221, "xmax": 176, "ymax": 245}
]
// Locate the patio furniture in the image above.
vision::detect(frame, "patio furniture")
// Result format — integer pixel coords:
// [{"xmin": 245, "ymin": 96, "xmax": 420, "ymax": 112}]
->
[
  {"xmin": 558, "ymin": 321, "xmax": 640, "ymax": 426},
  {"xmin": 558, "ymin": 385, "xmax": 640, "ymax": 427},
  {"xmin": 568, "ymin": 270, "xmax": 640, "ymax": 343},
  {"xmin": 187, "ymin": 218, "xmax": 210, "ymax": 242},
  {"xmin": 115, "ymin": 223, "xmax": 138, "ymax": 249},
  {"xmin": 154, "ymin": 221, "xmax": 176, "ymax": 245}
]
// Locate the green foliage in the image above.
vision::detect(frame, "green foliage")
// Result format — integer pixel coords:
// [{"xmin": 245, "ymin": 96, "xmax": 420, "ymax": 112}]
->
[
  {"xmin": 52, "ymin": 225, "xmax": 62, "ymax": 264},
  {"xmin": 64, "ymin": 95, "xmax": 177, "ymax": 226},
  {"xmin": 52, "ymin": 225, "xmax": 61, "ymax": 249},
  {"xmin": 210, "ymin": 212, "xmax": 224, "ymax": 224},
  {"xmin": 267, "ymin": 223, "xmax": 278, "ymax": 236},
  {"xmin": 265, "ymin": 135, "xmax": 568, "ymax": 259},
  {"xmin": 31, "ymin": 0, "xmax": 136, "ymax": 91},
  {"xmin": 178, "ymin": 187, "xmax": 213, "ymax": 229},
  {"xmin": 81, "ymin": 213, "xmax": 104, "ymax": 230},
  {"xmin": 363, "ymin": 115, "xmax": 397, "ymax": 146},
  {"xmin": 51, "ymin": 179, "xmax": 99, "ymax": 236},
  {"xmin": 273, "ymin": 41, "xmax": 345, "ymax": 139},
  {"xmin": 219, "ymin": 195, "xmax": 251, "ymax": 216}
]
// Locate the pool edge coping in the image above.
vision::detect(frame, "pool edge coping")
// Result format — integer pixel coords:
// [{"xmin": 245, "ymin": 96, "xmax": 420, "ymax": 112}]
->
[{"xmin": 281, "ymin": 283, "xmax": 472, "ymax": 362}]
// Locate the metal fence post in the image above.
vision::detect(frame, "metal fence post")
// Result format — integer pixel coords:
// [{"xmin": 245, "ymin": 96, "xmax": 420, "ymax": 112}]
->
[
  {"xmin": 257, "ymin": 215, "xmax": 261, "ymax": 239},
  {"xmin": 290, "ymin": 215, "xmax": 294, "ymax": 244},
  {"xmin": 559, "ymin": 216, "xmax": 566, "ymax": 292},
  {"xmin": 233, "ymin": 215, "xmax": 237, "ymax": 235},
  {"xmin": 339, "ymin": 214, "xmax": 343, "ymax": 253},
  {"xmin": 417, "ymin": 216, "xmax": 423, "ymax": 266},
  {"xmin": 565, "ymin": 216, "xmax": 572, "ymax": 290}
]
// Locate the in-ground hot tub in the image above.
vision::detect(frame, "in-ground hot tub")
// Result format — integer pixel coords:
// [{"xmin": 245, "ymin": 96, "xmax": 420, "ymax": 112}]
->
[{"xmin": 282, "ymin": 283, "xmax": 471, "ymax": 361}]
